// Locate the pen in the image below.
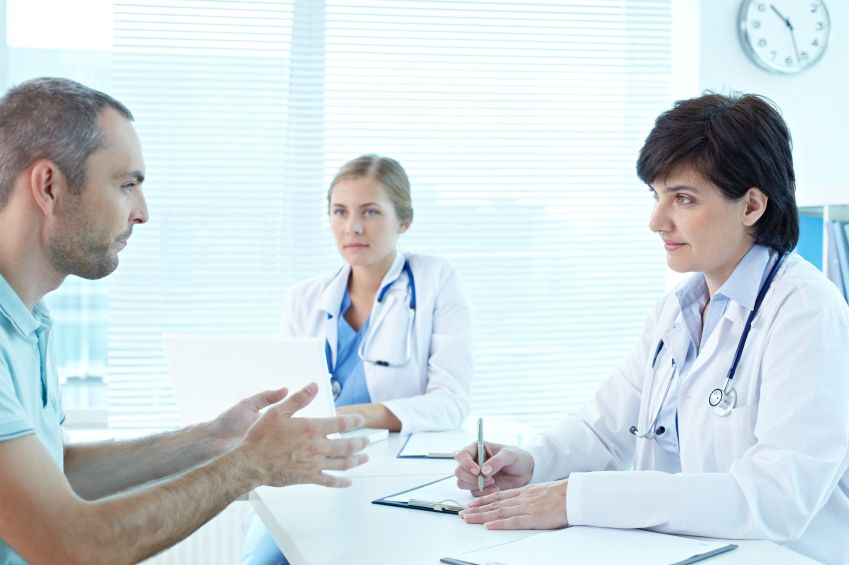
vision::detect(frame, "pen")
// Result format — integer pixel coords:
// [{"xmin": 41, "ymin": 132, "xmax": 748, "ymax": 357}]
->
[{"xmin": 477, "ymin": 417, "xmax": 485, "ymax": 491}]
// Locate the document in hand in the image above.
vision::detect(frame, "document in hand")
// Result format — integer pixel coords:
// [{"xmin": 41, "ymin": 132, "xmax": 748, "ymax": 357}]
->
[
  {"xmin": 440, "ymin": 526, "xmax": 737, "ymax": 565},
  {"xmin": 373, "ymin": 476, "xmax": 475, "ymax": 514}
]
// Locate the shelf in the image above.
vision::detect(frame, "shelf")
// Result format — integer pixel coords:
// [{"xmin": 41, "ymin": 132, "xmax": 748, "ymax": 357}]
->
[{"xmin": 799, "ymin": 204, "xmax": 849, "ymax": 222}]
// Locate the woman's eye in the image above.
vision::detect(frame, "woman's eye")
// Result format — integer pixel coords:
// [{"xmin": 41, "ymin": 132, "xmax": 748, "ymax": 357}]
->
[
  {"xmin": 364, "ymin": 209, "xmax": 380, "ymax": 216},
  {"xmin": 332, "ymin": 209, "xmax": 346, "ymax": 216},
  {"xmin": 122, "ymin": 182, "xmax": 136, "ymax": 192},
  {"xmin": 675, "ymin": 194, "xmax": 693, "ymax": 205}
]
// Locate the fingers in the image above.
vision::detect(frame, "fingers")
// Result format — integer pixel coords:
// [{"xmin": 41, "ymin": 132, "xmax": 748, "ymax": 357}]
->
[
  {"xmin": 320, "ymin": 453, "xmax": 370, "ymax": 471},
  {"xmin": 465, "ymin": 488, "xmax": 520, "ymax": 509},
  {"xmin": 313, "ymin": 472, "xmax": 353, "ymax": 488},
  {"xmin": 323, "ymin": 435, "xmax": 370, "ymax": 457},
  {"xmin": 250, "ymin": 388, "xmax": 288, "ymax": 410},
  {"xmin": 274, "ymin": 382, "xmax": 318, "ymax": 415},
  {"xmin": 312, "ymin": 413, "xmax": 365, "ymax": 435},
  {"xmin": 477, "ymin": 449, "xmax": 515, "ymax": 478}
]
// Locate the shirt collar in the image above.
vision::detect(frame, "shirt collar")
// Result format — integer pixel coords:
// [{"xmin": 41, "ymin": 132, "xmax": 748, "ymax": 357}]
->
[
  {"xmin": 675, "ymin": 244, "xmax": 772, "ymax": 314},
  {"xmin": 714, "ymin": 244, "xmax": 772, "ymax": 312},
  {"xmin": 0, "ymin": 273, "xmax": 52, "ymax": 338}
]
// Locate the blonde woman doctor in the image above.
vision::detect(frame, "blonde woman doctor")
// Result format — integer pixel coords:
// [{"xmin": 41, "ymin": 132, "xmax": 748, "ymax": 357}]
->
[
  {"xmin": 455, "ymin": 94, "xmax": 849, "ymax": 565},
  {"xmin": 243, "ymin": 155, "xmax": 473, "ymax": 565}
]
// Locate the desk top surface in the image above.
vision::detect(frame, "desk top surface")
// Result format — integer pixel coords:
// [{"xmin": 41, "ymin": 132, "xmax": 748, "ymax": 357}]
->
[{"xmin": 251, "ymin": 433, "xmax": 818, "ymax": 565}]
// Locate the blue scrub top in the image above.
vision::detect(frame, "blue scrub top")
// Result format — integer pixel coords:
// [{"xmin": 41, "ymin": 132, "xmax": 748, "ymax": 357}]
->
[{"xmin": 332, "ymin": 289, "xmax": 372, "ymax": 407}]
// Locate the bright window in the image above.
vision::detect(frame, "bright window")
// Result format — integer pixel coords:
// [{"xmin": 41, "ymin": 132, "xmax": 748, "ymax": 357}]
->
[{"xmin": 3, "ymin": 0, "xmax": 673, "ymax": 430}]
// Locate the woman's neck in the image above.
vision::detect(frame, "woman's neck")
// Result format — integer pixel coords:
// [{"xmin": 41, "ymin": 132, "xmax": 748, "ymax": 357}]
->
[{"xmin": 348, "ymin": 251, "xmax": 398, "ymax": 298}]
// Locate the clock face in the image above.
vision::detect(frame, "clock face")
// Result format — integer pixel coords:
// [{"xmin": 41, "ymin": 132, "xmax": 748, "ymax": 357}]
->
[{"xmin": 738, "ymin": 0, "xmax": 831, "ymax": 74}]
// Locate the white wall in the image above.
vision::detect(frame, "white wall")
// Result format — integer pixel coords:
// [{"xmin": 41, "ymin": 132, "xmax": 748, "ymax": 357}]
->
[{"xmin": 698, "ymin": 0, "xmax": 848, "ymax": 207}]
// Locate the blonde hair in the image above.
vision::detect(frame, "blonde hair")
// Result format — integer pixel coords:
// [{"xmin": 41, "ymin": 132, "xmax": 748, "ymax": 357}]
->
[{"xmin": 327, "ymin": 154, "xmax": 414, "ymax": 223}]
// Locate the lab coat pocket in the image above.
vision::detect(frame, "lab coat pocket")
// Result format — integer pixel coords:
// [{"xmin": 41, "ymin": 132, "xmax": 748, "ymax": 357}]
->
[{"xmin": 710, "ymin": 403, "xmax": 757, "ymax": 469}]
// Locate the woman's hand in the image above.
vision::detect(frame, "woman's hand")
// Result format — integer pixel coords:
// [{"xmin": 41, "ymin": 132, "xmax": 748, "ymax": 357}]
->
[
  {"xmin": 454, "ymin": 441, "xmax": 534, "ymax": 496},
  {"xmin": 459, "ymin": 480, "xmax": 569, "ymax": 530}
]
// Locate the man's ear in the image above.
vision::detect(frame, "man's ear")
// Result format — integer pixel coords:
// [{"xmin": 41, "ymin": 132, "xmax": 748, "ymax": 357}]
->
[
  {"xmin": 29, "ymin": 160, "xmax": 68, "ymax": 216},
  {"xmin": 398, "ymin": 221, "xmax": 411, "ymax": 234},
  {"xmin": 742, "ymin": 187, "xmax": 768, "ymax": 227}
]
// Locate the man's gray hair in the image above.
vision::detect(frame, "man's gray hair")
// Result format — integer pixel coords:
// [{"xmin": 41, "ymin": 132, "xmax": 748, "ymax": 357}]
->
[{"xmin": 0, "ymin": 77, "xmax": 133, "ymax": 208}]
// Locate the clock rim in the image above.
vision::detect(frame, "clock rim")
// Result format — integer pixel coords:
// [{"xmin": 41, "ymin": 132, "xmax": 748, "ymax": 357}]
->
[{"xmin": 737, "ymin": 0, "xmax": 831, "ymax": 75}]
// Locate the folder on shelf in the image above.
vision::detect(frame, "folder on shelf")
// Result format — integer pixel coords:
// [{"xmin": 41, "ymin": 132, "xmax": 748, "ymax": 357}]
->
[
  {"xmin": 373, "ymin": 475, "xmax": 474, "ymax": 514},
  {"xmin": 440, "ymin": 526, "xmax": 737, "ymax": 565},
  {"xmin": 830, "ymin": 220, "xmax": 849, "ymax": 301}
]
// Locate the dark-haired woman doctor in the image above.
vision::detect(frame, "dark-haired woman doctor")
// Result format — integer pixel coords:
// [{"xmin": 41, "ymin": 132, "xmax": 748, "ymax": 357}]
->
[{"xmin": 454, "ymin": 93, "xmax": 849, "ymax": 565}]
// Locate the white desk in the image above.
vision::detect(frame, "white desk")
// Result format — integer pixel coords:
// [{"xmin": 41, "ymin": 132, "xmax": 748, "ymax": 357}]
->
[{"xmin": 251, "ymin": 434, "xmax": 818, "ymax": 565}]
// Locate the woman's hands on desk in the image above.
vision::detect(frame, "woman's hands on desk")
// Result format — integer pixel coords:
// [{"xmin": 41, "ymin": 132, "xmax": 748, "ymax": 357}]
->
[
  {"xmin": 455, "ymin": 442, "xmax": 568, "ymax": 530},
  {"xmin": 459, "ymin": 480, "xmax": 569, "ymax": 530},
  {"xmin": 454, "ymin": 441, "xmax": 534, "ymax": 495}
]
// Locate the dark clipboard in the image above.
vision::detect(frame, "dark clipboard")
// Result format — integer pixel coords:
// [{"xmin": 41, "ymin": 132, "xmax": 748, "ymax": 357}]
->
[{"xmin": 372, "ymin": 475, "xmax": 467, "ymax": 515}]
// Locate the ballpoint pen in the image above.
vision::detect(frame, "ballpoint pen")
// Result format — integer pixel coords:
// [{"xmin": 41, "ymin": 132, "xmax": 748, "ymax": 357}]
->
[{"xmin": 477, "ymin": 417, "xmax": 485, "ymax": 491}]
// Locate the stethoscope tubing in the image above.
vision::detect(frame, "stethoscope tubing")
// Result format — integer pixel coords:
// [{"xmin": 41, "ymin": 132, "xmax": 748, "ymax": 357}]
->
[{"xmin": 632, "ymin": 252, "xmax": 786, "ymax": 438}]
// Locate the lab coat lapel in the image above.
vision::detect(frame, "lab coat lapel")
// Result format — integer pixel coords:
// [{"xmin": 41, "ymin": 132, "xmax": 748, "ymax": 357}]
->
[
  {"xmin": 363, "ymin": 253, "xmax": 407, "ymax": 360},
  {"xmin": 644, "ymin": 322, "xmax": 687, "ymax": 421},
  {"xmin": 684, "ymin": 301, "xmax": 748, "ymax": 386},
  {"xmin": 318, "ymin": 264, "xmax": 351, "ymax": 371}
]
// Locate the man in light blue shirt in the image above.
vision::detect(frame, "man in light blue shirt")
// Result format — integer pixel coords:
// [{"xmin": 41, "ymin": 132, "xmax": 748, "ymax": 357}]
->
[{"xmin": 0, "ymin": 77, "xmax": 369, "ymax": 564}]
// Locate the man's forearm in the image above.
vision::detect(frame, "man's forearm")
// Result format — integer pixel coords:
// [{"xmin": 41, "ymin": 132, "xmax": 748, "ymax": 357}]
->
[
  {"xmin": 64, "ymin": 421, "xmax": 232, "ymax": 499},
  {"xmin": 70, "ymin": 446, "xmax": 259, "ymax": 565}
]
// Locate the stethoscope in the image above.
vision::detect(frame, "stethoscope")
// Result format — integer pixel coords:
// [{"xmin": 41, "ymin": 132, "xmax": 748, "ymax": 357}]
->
[
  {"xmin": 630, "ymin": 252, "xmax": 786, "ymax": 438},
  {"xmin": 327, "ymin": 259, "xmax": 417, "ymax": 399},
  {"xmin": 357, "ymin": 259, "xmax": 417, "ymax": 367}
]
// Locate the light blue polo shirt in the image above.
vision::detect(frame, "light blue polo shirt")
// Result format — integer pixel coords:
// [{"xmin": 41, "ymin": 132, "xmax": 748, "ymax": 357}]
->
[{"xmin": 1, "ymin": 273, "xmax": 65, "ymax": 564}]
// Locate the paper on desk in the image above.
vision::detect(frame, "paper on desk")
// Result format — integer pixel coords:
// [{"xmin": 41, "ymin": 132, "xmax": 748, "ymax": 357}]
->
[
  {"xmin": 397, "ymin": 430, "xmax": 476, "ymax": 458},
  {"xmin": 382, "ymin": 476, "xmax": 476, "ymax": 509},
  {"xmin": 441, "ymin": 526, "xmax": 736, "ymax": 565}
]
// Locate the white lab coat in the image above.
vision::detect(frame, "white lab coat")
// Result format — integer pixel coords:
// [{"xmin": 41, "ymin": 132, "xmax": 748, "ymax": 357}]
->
[
  {"xmin": 281, "ymin": 252, "xmax": 472, "ymax": 434},
  {"xmin": 526, "ymin": 253, "xmax": 849, "ymax": 565}
]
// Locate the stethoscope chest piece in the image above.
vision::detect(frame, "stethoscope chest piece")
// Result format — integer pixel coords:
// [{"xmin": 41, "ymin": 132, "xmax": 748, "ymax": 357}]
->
[{"xmin": 709, "ymin": 386, "xmax": 736, "ymax": 417}]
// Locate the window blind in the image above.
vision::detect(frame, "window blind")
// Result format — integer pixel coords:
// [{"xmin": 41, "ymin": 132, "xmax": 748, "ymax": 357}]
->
[{"xmin": 6, "ymin": 0, "xmax": 674, "ymax": 430}]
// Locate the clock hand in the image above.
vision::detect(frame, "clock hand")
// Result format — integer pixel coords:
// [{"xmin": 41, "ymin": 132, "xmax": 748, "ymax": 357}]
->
[
  {"xmin": 789, "ymin": 28, "xmax": 801, "ymax": 63},
  {"xmin": 769, "ymin": 4, "xmax": 793, "ymax": 30},
  {"xmin": 770, "ymin": 4, "xmax": 800, "ymax": 64}
]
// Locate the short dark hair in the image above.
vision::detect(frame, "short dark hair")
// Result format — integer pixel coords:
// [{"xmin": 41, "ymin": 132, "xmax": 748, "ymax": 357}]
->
[
  {"xmin": 636, "ymin": 92, "xmax": 798, "ymax": 253},
  {"xmin": 0, "ymin": 77, "xmax": 134, "ymax": 208}
]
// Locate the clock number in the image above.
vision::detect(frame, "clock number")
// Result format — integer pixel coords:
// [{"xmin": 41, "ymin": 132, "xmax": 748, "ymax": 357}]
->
[
  {"xmin": 769, "ymin": 50, "xmax": 777, "ymax": 60},
  {"xmin": 785, "ymin": 56, "xmax": 793, "ymax": 65},
  {"xmin": 800, "ymin": 51, "xmax": 809, "ymax": 61},
  {"xmin": 812, "ymin": 38, "xmax": 820, "ymax": 47},
  {"xmin": 816, "ymin": 21, "xmax": 824, "ymax": 30},
  {"xmin": 752, "ymin": 20, "xmax": 761, "ymax": 29},
  {"xmin": 757, "ymin": 38, "xmax": 767, "ymax": 47},
  {"xmin": 757, "ymin": 3, "xmax": 767, "ymax": 11},
  {"xmin": 810, "ymin": 3, "xmax": 819, "ymax": 12}
]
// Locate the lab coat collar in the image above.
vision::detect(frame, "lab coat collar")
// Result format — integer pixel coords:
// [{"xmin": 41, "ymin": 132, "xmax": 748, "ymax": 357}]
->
[{"xmin": 317, "ymin": 251, "xmax": 407, "ymax": 319}]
